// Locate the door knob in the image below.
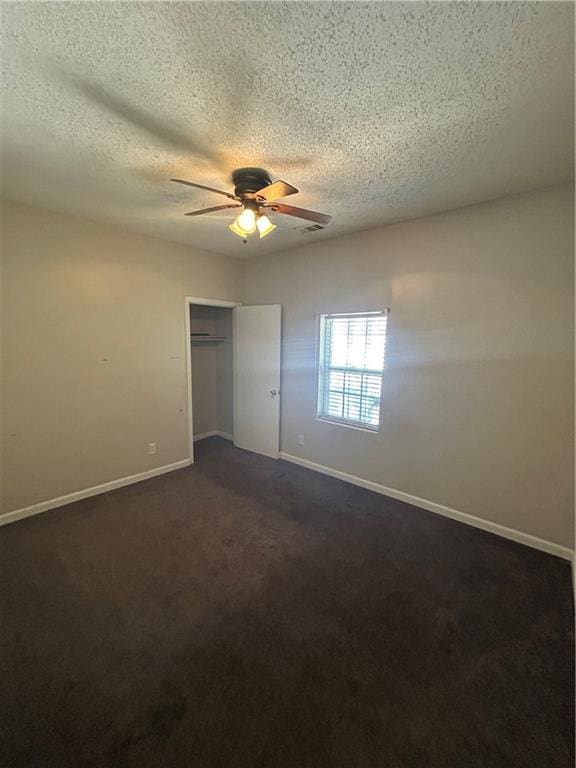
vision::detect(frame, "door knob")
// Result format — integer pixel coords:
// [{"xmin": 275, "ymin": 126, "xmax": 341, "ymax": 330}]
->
[{"xmin": 270, "ymin": 389, "xmax": 278, "ymax": 396}]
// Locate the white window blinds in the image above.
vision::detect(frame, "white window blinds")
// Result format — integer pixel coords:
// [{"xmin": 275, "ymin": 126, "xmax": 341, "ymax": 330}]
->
[{"xmin": 317, "ymin": 311, "xmax": 388, "ymax": 430}]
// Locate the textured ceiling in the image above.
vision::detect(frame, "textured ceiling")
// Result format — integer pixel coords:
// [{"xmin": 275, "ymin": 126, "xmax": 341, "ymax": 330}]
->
[{"xmin": 0, "ymin": 1, "xmax": 574, "ymax": 258}]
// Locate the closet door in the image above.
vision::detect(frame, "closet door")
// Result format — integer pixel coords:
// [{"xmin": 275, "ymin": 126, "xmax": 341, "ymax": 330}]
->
[{"xmin": 233, "ymin": 305, "xmax": 281, "ymax": 459}]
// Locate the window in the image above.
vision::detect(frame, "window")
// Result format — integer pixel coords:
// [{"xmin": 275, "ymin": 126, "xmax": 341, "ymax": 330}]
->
[{"xmin": 317, "ymin": 311, "xmax": 388, "ymax": 431}]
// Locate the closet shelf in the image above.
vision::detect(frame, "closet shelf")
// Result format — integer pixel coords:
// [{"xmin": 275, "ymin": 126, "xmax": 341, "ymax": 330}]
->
[{"xmin": 191, "ymin": 335, "xmax": 227, "ymax": 342}]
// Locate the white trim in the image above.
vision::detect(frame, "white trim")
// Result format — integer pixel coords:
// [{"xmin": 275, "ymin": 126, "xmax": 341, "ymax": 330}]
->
[
  {"xmin": 0, "ymin": 459, "xmax": 192, "ymax": 528},
  {"xmin": 316, "ymin": 416, "xmax": 379, "ymax": 434},
  {"xmin": 193, "ymin": 430, "xmax": 233, "ymax": 442},
  {"xmin": 321, "ymin": 309, "xmax": 390, "ymax": 319},
  {"xmin": 280, "ymin": 452, "xmax": 574, "ymax": 561},
  {"xmin": 184, "ymin": 297, "xmax": 195, "ymax": 463},
  {"xmin": 193, "ymin": 430, "xmax": 219, "ymax": 441},
  {"xmin": 186, "ymin": 297, "xmax": 240, "ymax": 308}
]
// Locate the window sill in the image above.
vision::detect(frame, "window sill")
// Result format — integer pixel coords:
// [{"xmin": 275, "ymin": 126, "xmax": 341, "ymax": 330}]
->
[{"xmin": 315, "ymin": 416, "xmax": 379, "ymax": 435}]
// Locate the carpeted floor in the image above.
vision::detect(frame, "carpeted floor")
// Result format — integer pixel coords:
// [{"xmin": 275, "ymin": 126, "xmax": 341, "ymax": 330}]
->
[{"xmin": 0, "ymin": 437, "xmax": 574, "ymax": 768}]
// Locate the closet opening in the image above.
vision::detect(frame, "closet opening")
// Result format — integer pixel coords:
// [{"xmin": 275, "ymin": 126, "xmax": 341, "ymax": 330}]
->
[{"xmin": 186, "ymin": 298, "xmax": 238, "ymax": 462}]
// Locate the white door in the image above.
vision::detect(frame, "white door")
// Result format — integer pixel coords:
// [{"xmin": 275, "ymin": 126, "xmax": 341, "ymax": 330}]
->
[{"xmin": 233, "ymin": 305, "xmax": 281, "ymax": 458}]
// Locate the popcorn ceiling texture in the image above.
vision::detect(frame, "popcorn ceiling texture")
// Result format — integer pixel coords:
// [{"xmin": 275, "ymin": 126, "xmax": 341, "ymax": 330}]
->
[{"xmin": 0, "ymin": 1, "xmax": 573, "ymax": 258}]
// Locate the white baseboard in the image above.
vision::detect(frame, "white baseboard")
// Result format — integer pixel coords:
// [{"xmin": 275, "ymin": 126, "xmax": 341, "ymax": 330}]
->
[
  {"xmin": 2, "ymin": 444, "xmax": 571, "ymax": 565},
  {"xmin": 0, "ymin": 458, "xmax": 192, "ymax": 528},
  {"xmin": 280, "ymin": 452, "xmax": 574, "ymax": 561},
  {"xmin": 193, "ymin": 430, "xmax": 233, "ymax": 442}
]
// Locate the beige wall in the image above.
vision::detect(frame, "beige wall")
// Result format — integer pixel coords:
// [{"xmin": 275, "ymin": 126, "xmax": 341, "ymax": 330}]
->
[
  {"xmin": 242, "ymin": 184, "xmax": 575, "ymax": 549},
  {"xmin": 0, "ymin": 200, "xmax": 242, "ymax": 513},
  {"xmin": 215, "ymin": 310, "xmax": 234, "ymax": 435},
  {"xmin": 2, "ymin": 186, "xmax": 574, "ymax": 550}
]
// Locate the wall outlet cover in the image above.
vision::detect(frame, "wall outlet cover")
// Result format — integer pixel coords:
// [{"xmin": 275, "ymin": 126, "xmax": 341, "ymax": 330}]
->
[{"xmin": 148, "ymin": 442, "xmax": 157, "ymax": 455}]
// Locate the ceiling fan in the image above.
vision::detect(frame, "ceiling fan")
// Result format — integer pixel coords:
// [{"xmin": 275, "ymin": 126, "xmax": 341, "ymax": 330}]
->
[
  {"xmin": 171, "ymin": 167, "xmax": 332, "ymax": 241},
  {"xmin": 54, "ymin": 71, "xmax": 330, "ymax": 242}
]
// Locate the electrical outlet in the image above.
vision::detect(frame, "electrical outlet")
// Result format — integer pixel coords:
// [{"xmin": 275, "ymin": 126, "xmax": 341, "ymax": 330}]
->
[
  {"xmin": 147, "ymin": 442, "xmax": 157, "ymax": 455},
  {"xmin": 297, "ymin": 434, "xmax": 305, "ymax": 446}
]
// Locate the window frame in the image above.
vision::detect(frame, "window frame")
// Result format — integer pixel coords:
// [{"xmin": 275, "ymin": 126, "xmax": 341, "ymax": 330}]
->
[{"xmin": 316, "ymin": 310, "xmax": 388, "ymax": 432}]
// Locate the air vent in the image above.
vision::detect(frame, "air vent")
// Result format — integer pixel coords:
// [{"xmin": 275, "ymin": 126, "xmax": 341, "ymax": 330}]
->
[{"xmin": 299, "ymin": 223, "xmax": 325, "ymax": 234}]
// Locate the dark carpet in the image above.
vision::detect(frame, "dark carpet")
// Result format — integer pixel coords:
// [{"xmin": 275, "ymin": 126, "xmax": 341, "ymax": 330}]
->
[{"xmin": 0, "ymin": 437, "xmax": 573, "ymax": 768}]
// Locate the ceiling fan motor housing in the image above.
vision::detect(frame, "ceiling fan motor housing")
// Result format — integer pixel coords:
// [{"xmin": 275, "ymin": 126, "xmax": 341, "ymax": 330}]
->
[{"xmin": 232, "ymin": 167, "xmax": 272, "ymax": 202}]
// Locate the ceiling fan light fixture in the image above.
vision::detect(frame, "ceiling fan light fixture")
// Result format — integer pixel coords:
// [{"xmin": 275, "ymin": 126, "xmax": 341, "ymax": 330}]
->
[
  {"xmin": 257, "ymin": 214, "xmax": 276, "ymax": 238},
  {"xmin": 236, "ymin": 207, "xmax": 257, "ymax": 234},
  {"xmin": 228, "ymin": 219, "xmax": 249, "ymax": 238}
]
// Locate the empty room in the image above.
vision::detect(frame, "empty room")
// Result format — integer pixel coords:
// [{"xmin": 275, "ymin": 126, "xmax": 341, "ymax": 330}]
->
[{"xmin": 0, "ymin": 2, "xmax": 574, "ymax": 766}]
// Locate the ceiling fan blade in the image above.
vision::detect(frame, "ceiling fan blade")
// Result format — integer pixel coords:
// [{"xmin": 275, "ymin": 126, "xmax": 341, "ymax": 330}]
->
[
  {"xmin": 171, "ymin": 178, "xmax": 238, "ymax": 201},
  {"xmin": 184, "ymin": 204, "xmax": 241, "ymax": 217},
  {"xmin": 266, "ymin": 203, "xmax": 331, "ymax": 226},
  {"xmin": 255, "ymin": 180, "xmax": 299, "ymax": 202}
]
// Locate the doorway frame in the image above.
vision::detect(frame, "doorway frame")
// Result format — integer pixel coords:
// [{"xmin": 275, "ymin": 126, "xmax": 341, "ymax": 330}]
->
[{"xmin": 185, "ymin": 296, "xmax": 241, "ymax": 463}]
